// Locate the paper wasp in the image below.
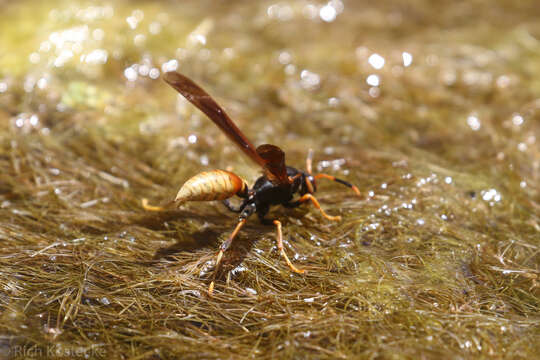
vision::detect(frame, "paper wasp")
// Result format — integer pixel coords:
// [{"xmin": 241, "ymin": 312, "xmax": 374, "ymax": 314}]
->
[{"xmin": 143, "ymin": 71, "xmax": 360, "ymax": 294}]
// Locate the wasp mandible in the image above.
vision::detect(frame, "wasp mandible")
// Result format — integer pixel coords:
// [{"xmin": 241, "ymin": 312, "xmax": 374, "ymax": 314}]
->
[{"xmin": 143, "ymin": 71, "xmax": 360, "ymax": 294}]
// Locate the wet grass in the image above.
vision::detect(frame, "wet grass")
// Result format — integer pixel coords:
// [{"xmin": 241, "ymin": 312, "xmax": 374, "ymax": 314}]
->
[{"xmin": 0, "ymin": 0, "xmax": 539, "ymax": 359}]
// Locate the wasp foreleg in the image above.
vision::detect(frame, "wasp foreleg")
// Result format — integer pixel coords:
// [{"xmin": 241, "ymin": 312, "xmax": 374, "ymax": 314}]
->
[{"xmin": 286, "ymin": 194, "xmax": 341, "ymax": 221}]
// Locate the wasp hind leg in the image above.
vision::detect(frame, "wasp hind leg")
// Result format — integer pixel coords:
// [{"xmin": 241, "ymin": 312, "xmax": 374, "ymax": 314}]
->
[
  {"xmin": 222, "ymin": 199, "xmax": 243, "ymax": 213},
  {"xmin": 209, "ymin": 202, "xmax": 256, "ymax": 295},
  {"xmin": 208, "ymin": 218, "xmax": 246, "ymax": 295}
]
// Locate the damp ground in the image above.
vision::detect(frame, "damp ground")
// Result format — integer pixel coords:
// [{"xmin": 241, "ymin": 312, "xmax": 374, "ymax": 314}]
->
[{"xmin": 0, "ymin": 1, "xmax": 538, "ymax": 359}]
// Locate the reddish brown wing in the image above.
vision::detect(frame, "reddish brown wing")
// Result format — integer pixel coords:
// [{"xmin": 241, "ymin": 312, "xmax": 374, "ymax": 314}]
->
[
  {"xmin": 256, "ymin": 144, "xmax": 290, "ymax": 185},
  {"xmin": 163, "ymin": 71, "xmax": 290, "ymax": 185}
]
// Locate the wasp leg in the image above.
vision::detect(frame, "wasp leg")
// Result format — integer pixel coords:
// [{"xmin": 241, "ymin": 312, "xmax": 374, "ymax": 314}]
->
[
  {"xmin": 209, "ymin": 202, "xmax": 256, "ymax": 295},
  {"xmin": 314, "ymin": 174, "xmax": 360, "ymax": 196},
  {"xmin": 304, "ymin": 174, "xmax": 315, "ymax": 194},
  {"xmin": 286, "ymin": 194, "xmax": 341, "ymax": 222},
  {"xmin": 141, "ymin": 198, "xmax": 175, "ymax": 211},
  {"xmin": 222, "ymin": 199, "xmax": 243, "ymax": 213},
  {"xmin": 273, "ymin": 220, "xmax": 305, "ymax": 274},
  {"xmin": 288, "ymin": 173, "xmax": 302, "ymax": 184},
  {"xmin": 256, "ymin": 204, "xmax": 272, "ymax": 225},
  {"xmin": 208, "ymin": 219, "xmax": 246, "ymax": 295},
  {"xmin": 306, "ymin": 149, "xmax": 314, "ymax": 175}
]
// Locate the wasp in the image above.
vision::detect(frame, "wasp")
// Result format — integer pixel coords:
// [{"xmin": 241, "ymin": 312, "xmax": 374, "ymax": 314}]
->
[{"xmin": 143, "ymin": 71, "xmax": 360, "ymax": 294}]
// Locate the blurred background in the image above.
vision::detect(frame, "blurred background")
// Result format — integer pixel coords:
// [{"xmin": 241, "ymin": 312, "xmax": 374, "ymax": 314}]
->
[{"xmin": 0, "ymin": 0, "xmax": 539, "ymax": 359}]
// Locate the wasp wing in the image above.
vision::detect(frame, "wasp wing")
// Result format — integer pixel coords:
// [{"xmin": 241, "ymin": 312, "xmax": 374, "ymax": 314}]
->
[
  {"xmin": 256, "ymin": 144, "xmax": 290, "ymax": 185},
  {"xmin": 164, "ymin": 71, "xmax": 290, "ymax": 185}
]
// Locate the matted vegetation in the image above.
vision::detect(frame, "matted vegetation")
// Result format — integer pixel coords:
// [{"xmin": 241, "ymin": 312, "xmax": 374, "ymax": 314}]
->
[{"xmin": 0, "ymin": 0, "xmax": 539, "ymax": 359}]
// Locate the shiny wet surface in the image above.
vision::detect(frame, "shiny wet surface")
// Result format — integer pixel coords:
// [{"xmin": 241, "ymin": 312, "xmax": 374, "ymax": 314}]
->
[{"xmin": 0, "ymin": 1, "xmax": 539, "ymax": 358}]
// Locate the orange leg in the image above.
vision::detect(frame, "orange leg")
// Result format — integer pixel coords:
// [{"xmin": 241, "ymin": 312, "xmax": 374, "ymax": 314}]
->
[
  {"xmin": 304, "ymin": 176, "xmax": 315, "ymax": 194},
  {"xmin": 208, "ymin": 218, "xmax": 247, "ymax": 295},
  {"xmin": 142, "ymin": 198, "xmax": 169, "ymax": 211},
  {"xmin": 297, "ymin": 194, "xmax": 341, "ymax": 221},
  {"xmin": 306, "ymin": 149, "xmax": 314, "ymax": 175},
  {"xmin": 314, "ymin": 174, "xmax": 360, "ymax": 196},
  {"xmin": 273, "ymin": 220, "xmax": 305, "ymax": 274},
  {"xmin": 288, "ymin": 173, "xmax": 302, "ymax": 183}
]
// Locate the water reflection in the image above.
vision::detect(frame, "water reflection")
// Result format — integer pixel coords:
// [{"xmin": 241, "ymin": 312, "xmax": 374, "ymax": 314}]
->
[
  {"xmin": 402, "ymin": 52, "xmax": 413, "ymax": 67},
  {"xmin": 368, "ymin": 53, "xmax": 385, "ymax": 70}
]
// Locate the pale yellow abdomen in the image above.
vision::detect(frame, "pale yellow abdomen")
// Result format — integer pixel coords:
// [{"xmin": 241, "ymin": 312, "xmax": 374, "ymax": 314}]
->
[{"xmin": 175, "ymin": 170, "xmax": 246, "ymax": 204}]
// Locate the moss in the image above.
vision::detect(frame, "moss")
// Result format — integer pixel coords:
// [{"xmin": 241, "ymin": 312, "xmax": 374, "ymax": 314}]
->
[{"xmin": 1, "ymin": 0, "xmax": 539, "ymax": 359}]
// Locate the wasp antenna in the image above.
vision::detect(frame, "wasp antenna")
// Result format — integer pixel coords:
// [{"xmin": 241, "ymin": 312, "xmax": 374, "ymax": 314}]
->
[{"xmin": 314, "ymin": 173, "xmax": 361, "ymax": 196}]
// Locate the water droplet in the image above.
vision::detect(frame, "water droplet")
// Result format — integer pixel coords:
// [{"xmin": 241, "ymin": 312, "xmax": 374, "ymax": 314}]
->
[
  {"xmin": 200, "ymin": 155, "xmax": 209, "ymax": 165},
  {"xmin": 300, "ymin": 70, "xmax": 320, "ymax": 90},
  {"xmin": 54, "ymin": 47, "xmax": 73, "ymax": 66},
  {"xmin": 84, "ymin": 49, "xmax": 108, "ymax": 65},
  {"xmin": 328, "ymin": 97, "xmax": 339, "ymax": 107},
  {"xmin": 402, "ymin": 52, "xmax": 413, "ymax": 67},
  {"xmin": 139, "ymin": 64, "xmax": 150, "ymax": 76},
  {"xmin": 368, "ymin": 53, "xmax": 385, "ymax": 69},
  {"xmin": 284, "ymin": 64, "xmax": 296, "ymax": 75},
  {"xmin": 149, "ymin": 68, "xmax": 160, "ymax": 79},
  {"xmin": 278, "ymin": 51, "xmax": 292, "ymax": 65},
  {"xmin": 467, "ymin": 115, "xmax": 481, "ymax": 131},
  {"xmin": 368, "ymin": 87, "xmax": 380, "ymax": 98},
  {"xmin": 126, "ymin": 16, "xmax": 139, "ymax": 29},
  {"xmin": 320, "ymin": 4, "xmax": 337, "ymax": 22},
  {"xmin": 124, "ymin": 67, "xmax": 138, "ymax": 81},
  {"xmin": 512, "ymin": 114, "xmax": 524, "ymax": 126},
  {"xmin": 481, "ymin": 188, "xmax": 502, "ymax": 202},
  {"xmin": 267, "ymin": 4, "xmax": 294, "ymax": 21},
  {"xmin": 162, "ymin": 59, "xmax": 178, "ymax": 73},
  {"xmin": 366, "ymin": 74, "xmax": 380, "ymax": 86},
  {"xmin": 37, "ymin": 78, "xmax": 48, "ymax": 89},
  {"xmin": 245, "ymin": 287, "xmax": 257, "ymax": 295}
]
